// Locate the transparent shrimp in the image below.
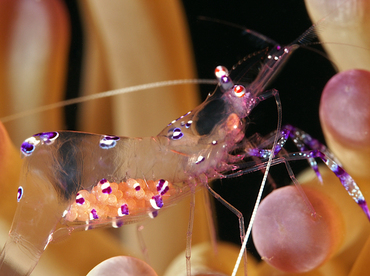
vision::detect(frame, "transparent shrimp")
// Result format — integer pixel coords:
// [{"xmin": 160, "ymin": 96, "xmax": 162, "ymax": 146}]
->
[
  {"xmin": 1, "ymin": 31, "xmax": 369, "ymax": 276},
  {"xmin": 1, "ymin": 1, "xmax": 369, "ymax": 276}
]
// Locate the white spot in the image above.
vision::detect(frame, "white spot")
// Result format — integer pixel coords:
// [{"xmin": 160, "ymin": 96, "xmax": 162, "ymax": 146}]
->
[
  {"xmin": 134, "ymin": 182, "xmax": 141, "ymax": 190},
  {"xmin": 102, "ymin": 140, "xmax": 115, "ymax": 146},
  {"xmin": 25, "ymin": 136, "xmax": 40, "ymax": 146},
  {"xmin": 173, "ymin": 129, "xmax": 182, "ymax": 136},
  {"xmin": 148, "ymin": 212, "xmax": 155, "ymax": 219},
  {"xmin": 111, "ymin": 218, "xmax": 122, "ymax": 228},
  {"xmin": 215, "ymin": 65, "xmax": 229, "ymax": 79},
  {"xmin": 101, "ymin": 182, "xmax": 110, "ymax": 190},
  {"xmin": 44, "ymin": 234, "xmax": 53, "ymax": 250},
  {"xmin": 62, "ymin": 210, "xmax": 68, "ymax": 217},
  {"xmin": 157, "ymin": 180, "xmax": 169, "ymax": 195},
  {"xmin": 233, "ymin": 85, "xmax": 246, "ymax": 98},
  {"xmin": 85, "ymin": 220, "xmax": 89, "ymax": 231},
  {"xmin": 195, "ymin": 155, "xmax": 205, "ymax": 164},
  {"xmin": 150, "ymin": 198, "xmax": 161, "ymax": 210}
]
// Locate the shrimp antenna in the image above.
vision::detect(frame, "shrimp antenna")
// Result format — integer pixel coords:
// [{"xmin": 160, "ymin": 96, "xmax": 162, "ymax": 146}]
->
[
  {"xmin": 298, "ymin": 44, "xmax": 339, "ymax": 72},
  {"xmin": 198, "ymin": 13, "xmax": 347, "ymax": 77},
  {"xmin": 292, "ymin": 23, "xmax": 319, "ymax": 45},
  {"xmin": 302, "ymin": 41, "xmax": 370, "ymax": 72},
  {"xmin": 232, "ymin": 90, "xmax": 282, "ymax": 276},
  {"xmin": 0, "ymin": 79, "xmax": 217, "ymax": 124},
  {"xmin": 198, "ymin": 16, "xmax": 278, "ymax": 47}
]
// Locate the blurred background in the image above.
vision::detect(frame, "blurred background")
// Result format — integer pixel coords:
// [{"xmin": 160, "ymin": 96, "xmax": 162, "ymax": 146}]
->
[{"xmin": 0, "ymin": 0, "xmax": 337, "ymax": 275}]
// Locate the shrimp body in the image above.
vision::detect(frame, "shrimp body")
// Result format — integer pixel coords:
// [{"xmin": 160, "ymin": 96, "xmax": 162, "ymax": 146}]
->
[
  {"xmin": 1, "ymin": 20, "xmax": 369, "ymax": 275},
  {"xmin": 14, "ymin": 73, "xmax": 248, "ymax": 224},
  {"xmin": 0, "ymin": 72, "xmax": 247, "ymax": 275}
]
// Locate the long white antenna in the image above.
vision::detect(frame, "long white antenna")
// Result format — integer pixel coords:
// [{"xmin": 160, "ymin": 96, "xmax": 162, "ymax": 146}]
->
[
  {"xmin": 231, "ymin": 90, "xmax": 282, "ymax": 276},
  {"xmin": 0, "ymin": 79, "xmax": 217, "ymax": 123}
]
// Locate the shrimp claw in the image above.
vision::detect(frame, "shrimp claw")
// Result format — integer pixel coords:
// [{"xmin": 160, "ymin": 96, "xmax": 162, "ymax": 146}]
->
[{"xmin": 228, "ymin": 125, "xmax": 370, "ymax": 221}]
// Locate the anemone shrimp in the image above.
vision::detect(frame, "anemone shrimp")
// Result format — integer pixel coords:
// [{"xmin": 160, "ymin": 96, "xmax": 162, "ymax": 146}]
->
[{"xmin": 0, "ymin": 0, "xmax": 370, "ymax": 276}]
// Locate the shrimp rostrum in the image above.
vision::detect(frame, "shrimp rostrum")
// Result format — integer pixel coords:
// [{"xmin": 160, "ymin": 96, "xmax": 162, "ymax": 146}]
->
[{"xmin": 1, "ymin": 24, "xmax": 370, "ymax": 276}]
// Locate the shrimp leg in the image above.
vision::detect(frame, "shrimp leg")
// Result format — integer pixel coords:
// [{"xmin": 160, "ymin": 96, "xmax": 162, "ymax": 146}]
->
[
  {"xmin": 204, "ymin": 182, "xmax": 248, "ymax": 276},
  {"xmin": 229, "ymin": 82, "xmax": 283, "ymax": 276},
  {"xmin": 229, "ymin": 130, "xmax": 370, "ymax": 275},
  {"xmin": 231, "ymin": 125, "xmax": 370, "ymax": 220},
  {"xmin": 186, "ymin": 185, "xmax": 196, "ymax": 276}
]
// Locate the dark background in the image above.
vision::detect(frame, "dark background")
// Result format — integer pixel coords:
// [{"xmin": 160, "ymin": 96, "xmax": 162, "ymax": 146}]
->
[
  {"xmin": 182, "ymin": 0, "xmax": 336, "ymax": 258},
  {"xmin": 183, "ymin": 0, "xmax": 335, "ymax": 258},
  {"xmin": 63, "ymin": 0, "xmax": 336, "ymax": 259}
]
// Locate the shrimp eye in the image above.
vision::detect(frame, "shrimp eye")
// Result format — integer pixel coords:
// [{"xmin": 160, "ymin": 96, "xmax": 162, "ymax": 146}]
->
[
  {"xmin": 233, "ymin": 85, "xmax": 246, "ymax": 98},
  {"xmin": 214, "ymin": 65, "xmax": 229, "ymax": 79}
]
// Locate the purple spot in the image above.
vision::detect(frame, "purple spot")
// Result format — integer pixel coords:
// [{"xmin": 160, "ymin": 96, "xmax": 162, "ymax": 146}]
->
[
  {"xmin": 333, "ymin": 164, "xmax": 345, "ymax": 176},
  {"xmin": 115, "ymin": 220, "xmax": 124, "ymax": 228},
  {"xmin": 119, "ymin": 204, "xmax": 129, "ymax": 216},
  {"xmin": 310, "ymin": 150, "xmax": 325, "ymax": 160},
  {"xmin": 248, "ymin": 148, "xmax": 259, "ymax": 156},
  {"xmin": 90, "ymin": 209, "xmax": 99, "ymax": 220},
  {"xmin": 276, "ymin": 45, "xmax": 281, "ymax": 50},
  {"xmin": 308, "ymin": 138, "xmax": 320, "ymax": 149},
  {"xmin": 102, "ymin": 186, "xmax": 112, "ymax": 194},
  {"xmin": 168, "ymin": 128, "xmax": 184, "ymax": 140},
  {"xmin": 100, "ymin": 135, "xmax": 120, "ymax": 149},
  {"xmin": 17, "ymin": 186, "xmax": 23, "ymax": 202},
  {"xmin": 135, "ymin": 186, "xmax": 141, "ymax": 191},
  {"xmin": 160, "ymin": 186, "xmax": 169, "ymax": 196},
  {"xmin": 281, "ymin": 129, "xmax": 290, "ymax": 140},
  {"xmin": 274, "ymin": 145, "xmax": 282, "ymax": 155},
  {"xmin": 151, "ymin": 195, "xmax": 163, "ymax": 209},
  {"xmin": 221, "ymin": 76, "xmax": 229, "ymax": 83},
  {"xmin": 21, "ymin": 141, "xmax": 35, "ymax": 156},
  {"xmin": 358, "ymin": 200, "xmax": 370, "ymax": 221},
  {"xmin": 285, "ymin": 124, "xmax": 294, "ymax": 132},
  {"xmin": 157, "ymin": 179, "xmax": 165, "ymax": 191},
  {"xmin": 100, "ymin": 179, "xmax": 112, "ymax": 194},
  {"xmin": 34, "ymin": 131, "xmax": 59, "ymax": 144},
  {"xmin": 76, "ymin": 193, "xmax": 85, "ymax": 205},
  {"xmin": 156, "ymin": 179, "xmax": 169, "ymax": 195},
  {"xmin": 185, "ymin": 121, "xmax": 192, "ymax": 128},
  {"xmin": 171, "ymin": 128, "xmax": 183, "ymax": 140},
  {"xmin": 149, "ymin": 211, "xmax": 158, "ymax": 218}
]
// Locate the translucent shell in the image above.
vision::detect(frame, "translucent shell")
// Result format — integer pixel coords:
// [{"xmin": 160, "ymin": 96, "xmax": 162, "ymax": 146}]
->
[{"xmin": 63, "ymin": 178, "xmax": 174, "ymax": 223}]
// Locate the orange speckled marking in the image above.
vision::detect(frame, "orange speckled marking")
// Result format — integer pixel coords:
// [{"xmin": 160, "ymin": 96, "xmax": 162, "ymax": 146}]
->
[{"xmin": 64, "ymin": 178, "xmax": 173, "ymax": 222}]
